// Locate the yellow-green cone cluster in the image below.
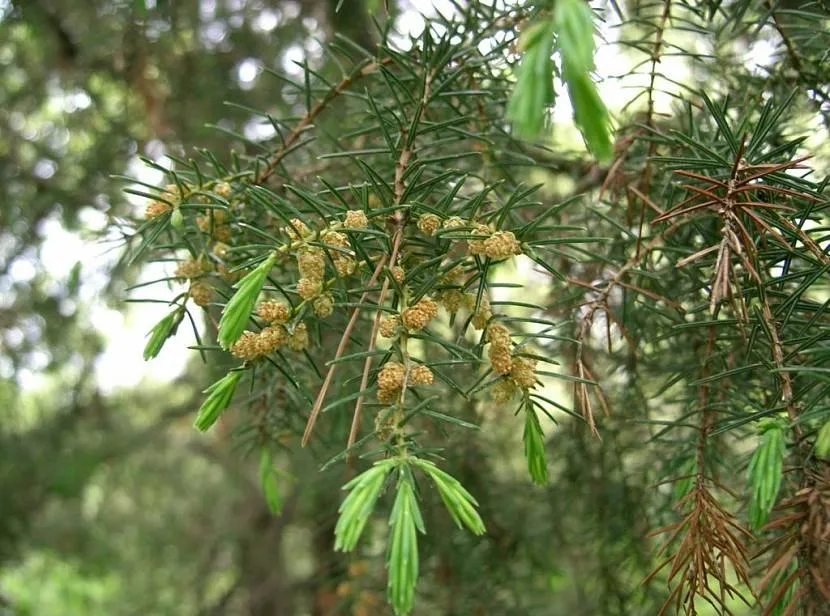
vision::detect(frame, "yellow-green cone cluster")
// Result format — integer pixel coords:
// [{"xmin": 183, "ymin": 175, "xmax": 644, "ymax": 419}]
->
[
  {"xmin": 402, "ymin": 297, "xmax": 438, "ymax": 331},
  {"xmin": 486, "ymin": 323, "xmax": 513, "ymax": 375},
  {"xmin": 284, "ymin": 218, "xmax": 311, "ymax": 240},
  {"xmin": 376, "ymin": 361, "xmax": 433, "ymax": 404},
  {"xmin": 410, "ymin": 365, "xmax": 434, "ymax": 385},
  {"xmin": 344, "ymin": 209, "xmax": 369, "ymax": 229},
  {"xmin": 417, "ymin": 213, "xmax": 441, "ymax": 235},
  {"xmin": 469, "ymin": 294, "xmax": 492, "ymax": 330},
  {"xmin": 378, "ymin": 361, "xmax": 406, "ymax": 403},
  {"xmin": 230, "ymin": 326, "xmax": 287, "ymax": 360},
  {"xmin": 189, "ymin": 281, "xmax": 213, "ymax": 307},
  {"xmin": 380, "ymin": 315, "xmax": 400, "ymax": 338},
  {"xmin": 257, "ymin": 300, "xmax": 291, "ymax": 324},
  {"xmin": 485, "ymin": 323, "xmax": 538, "ymax": 402},
  {"xmin": 144, "ymin": 184, "xmax": 180, "ymax": 220}
]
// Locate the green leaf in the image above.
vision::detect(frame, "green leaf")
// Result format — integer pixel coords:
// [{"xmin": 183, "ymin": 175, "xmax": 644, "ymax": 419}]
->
[
  {"xmin": 673, "ymin": 457, "xmax": 697, "ymax": 501},
  {"xmin": 517, "ymin": 19, "xmax": 554, "ymax": 52},
  {"xmin": 562, "ymin": 70, "xmax": 612, "ymax": 162},
  {"xmin": 506, "ymin": 19, "xmax": 556, "ymax": 139},
  {"xmin": 553, "ymin": 0, "xmax": 596, "ymax": 74},
  {"xmin": 217, "ymin": 253, "xmax": 276, "ymax": 349},
  {"xmin": 133, "ymin": 0, "xmax": 148, "ymax": 18},
  {"xmin": 414, "ymin": 459, "xmax": 485, "ymax": 535},
  {"xmin": 387, "ymin": 473, "xmax": 423, "ymax": 616},
  {"xmin": 334, "ymin": 460, "xmax": 395, "ymax": 552},
  {"xmin": 143, "ymin": 308, "xmax": 184, "ymax": 361},
  {"xmin": 816, "ymin": 420, "xmax": 830, "ymax": 457},
  {"xmin": 747, "ymin": 421, "xmax": 785, "ymax": 530},
  {"xmin": 67, "ymin": 262, "xmax": 82, "ymax": 295},
  {"xmin": 523, "ymin": 407, "xmax": 548, "ymax": 485},
  {"xmin": 193, "ymin": 370, "xmax": 244, "ymax": 432},
  {"xmin": 170, "ymin": 208, "xmax": 184, "ymax": 228},
  {"xmin": 553, "ymin": 0, "xmax": 613, "ymax": 162},
  {"xmin": 259, "ymin": 448, "xmax": 282, "ymax": 514}
]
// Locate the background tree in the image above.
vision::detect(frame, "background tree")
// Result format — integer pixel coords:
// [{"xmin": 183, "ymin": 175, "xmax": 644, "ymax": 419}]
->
[{"xmin": 0, "ymin": 1, "xmax": 379, "ymax": 613}]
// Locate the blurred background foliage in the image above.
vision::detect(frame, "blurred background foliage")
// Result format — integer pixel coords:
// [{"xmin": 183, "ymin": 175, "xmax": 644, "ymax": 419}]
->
[
  {"xmin": 0, "ymin": 0, "xmax": 828, "ymax": 615},
  {"xmin": 1, "ymin": 1, "xmax": 379, "ymax": 613}
]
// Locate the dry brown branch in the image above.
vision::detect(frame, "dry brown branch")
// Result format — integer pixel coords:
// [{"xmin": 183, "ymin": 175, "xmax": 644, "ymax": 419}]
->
[
  {"xmin": 647, "ymin": 327, "xmax": 753, "ymax": 615},
  {"xmin": 758, "ymin": 466, "xmax": 830, "ymax": 615}
]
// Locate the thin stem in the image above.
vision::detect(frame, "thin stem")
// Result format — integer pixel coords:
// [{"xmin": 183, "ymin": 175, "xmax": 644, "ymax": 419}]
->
[
  {"xmin": 255, "ymin": 59, "xmax": 388, "ymax": 186},
  {"xmin": 346, "ymin": 226, "xmax": 405, "ymax": 452},
  {"xmin": 765, "ymin": 1, "xmax": 830, "ymax": 108},
  {"xmin": 345, "ymin": 65, "xmax": 437, "ymax": 451},
  {"xmin": 633, "ymin": 0, "xmax": 672, "ymax": 244},
  {"xmin": 301, "ymin": 255, "xmax": 387, "ymax": 446}
]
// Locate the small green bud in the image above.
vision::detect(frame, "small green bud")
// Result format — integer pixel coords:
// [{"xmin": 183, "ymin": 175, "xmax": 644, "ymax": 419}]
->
[
  {"xmin": 747, "ymin": 423, "xmax": 785, "ymax": 530},
  {"xmin": 563, "ymin": 71, "xmax": 612, "ymax": 162},
  {"xmin": 334, "ymin": 461, "xmax": 395, "ymax": 552},
  {"xmin": 506, "ymin": 20, "xmax": 555, "ymax": 140},
  {"xmin": 554, "ymin": 0, "xmax": 596, "ymax": 74},
  {"xmin": 414, "ymin": 459, "xmax": 486, "ymax": 535},
  {"xmin": 757, "ymin": 418, "xmax": 783, "ymax": 434},
  {"xmin": 523, "ymin": 408, "xmax": 548, "ymax": 485},
  {"xmin": 517, "ymin": 20, "xmax": 552, "ymax": 52},
  {"xmin": 816, "ymin": 420, "xmax": 830, "ymax": 457},
  {"xmin": 551, "ymin": 0, "xmax": 612, "ymax": 162},
  {"xmin": 259, "ymin": 448, "xmax": 282, "ymax": 514},
  {"xmin": 143, "ymin": 309, "xmax": 183, "ymax": 361},
  {"xmin": 170, "ymin": 208, "xmax": 184, "ymax": 228},
  {"xmin": 193, "ymin": 370, "xmax": 243, "ymax": 431}
]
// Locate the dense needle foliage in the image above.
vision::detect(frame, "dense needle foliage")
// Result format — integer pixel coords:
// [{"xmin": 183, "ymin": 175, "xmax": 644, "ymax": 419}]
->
[{"xmin": 125, "ymin": 1, "xmax": 829, "ymax": 614}]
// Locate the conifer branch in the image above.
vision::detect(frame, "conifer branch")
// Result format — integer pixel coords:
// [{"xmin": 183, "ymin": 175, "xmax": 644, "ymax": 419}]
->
[
  {"xmin": 122, "ymin": 4, "xmax": 830, "ymax": 613},
  {"xmin": 347, "ymin": 65, "xmax": 436, "ymax": 450},
  {"xmin": 255, "ymin": 59, "xmax": 388, "ymax": 185},
  {"xmin": 640, "ymin": 0, "xmax": 672, "ymax": 196},
  {"xmin": 301, "ymin": 254, "xmax": 387, "ymax": 447},
  {"xmin": 764, "ymin": 1, "xmax": 830, "ymax": 108}
]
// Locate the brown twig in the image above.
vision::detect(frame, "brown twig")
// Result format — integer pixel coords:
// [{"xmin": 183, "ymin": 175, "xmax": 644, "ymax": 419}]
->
[
  {"xmin": 631, "ymin": 0, "xmax": 672, "ymax": 255},
  {"xmin": 639, "ymin": 0, "xmax": 672, "ymax": 191},
  {"xmin": 345, "ymin": 225, "xmax": 405, "ymax": 453},
  {"xmin": 645, "ymin": 329, "xmax": 754, "ymax": 615},
  {"xmin": 345, "ymin": 67, "xmax": 436, "ymax": 450},
  {"xmin": 659, "ymin": 142, "xmax": 830, "ymax": 613},
  {"xmin": 255, "ymin": 59, "xmax": 388, "ymax": 186},
  {"xmin": 569, "ymin": 218, "xmax": 683, "ymax": 432},
  {"xmin": 301, "ymin": 255, "xmax": 387, "ymax": 447}
]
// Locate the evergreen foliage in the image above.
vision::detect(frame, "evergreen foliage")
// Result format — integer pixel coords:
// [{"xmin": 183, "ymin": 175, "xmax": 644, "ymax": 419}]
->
[
  {"xmin": 128, "ymin": 1, "xmax": 830, "ymax": 613},
  {"xmin": 8, "ymin": 0, "xmax": 829, "ymax": 614}
]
